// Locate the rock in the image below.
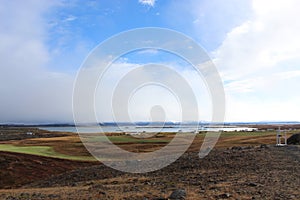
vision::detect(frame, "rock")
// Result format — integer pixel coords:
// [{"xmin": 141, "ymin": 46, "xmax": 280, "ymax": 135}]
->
[
  {"xmin": 48, "ymin": 194, "xmax": 61, "ymax": 198},
  {"xmin": 248, "ymin": 182, "xmax": 258, "ymax": 187},
  {"xmin": 218, "ymin": 193, "xmax": 231, "ymax": 198},
  {"xmin": 287, "ymin": 133, "xmax": 300, "ymax": 145},
  {"xmin": 199, "ymin": 189, "xmax": 205, "ymax": 193},
  {"xmin": 169, "ymin": 189, "xmax": 186, "ymax": 200},
  {"xmin": 6, "ymin": 196, "xmax": 18, "ymax": 200},
  {"xmin": 209, "ymin": 186, "xmax": 218, "ymax": 190},
  {"xmin": 231, "ymin": 146, "xmax": 242, "ymax": 150},
  {"xmin": 260, "ymin": 144, "xmax": 268, "ymax": 148},
  {"xmin": 20, "ymin": 193, "xmax": 30, "ymax": 198},
  {"xmin": 71, "ymin": 183, "xmax": 77, "ymax": 187},
  {"xmin": 31, "ymin": 193, "xmax": 45, "ymax": 198}
]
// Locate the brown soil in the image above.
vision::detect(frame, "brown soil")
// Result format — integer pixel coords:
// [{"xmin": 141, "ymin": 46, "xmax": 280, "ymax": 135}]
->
[{"xmin": 0, "ymin": 151, "xmax": 97, "ymax": 189}]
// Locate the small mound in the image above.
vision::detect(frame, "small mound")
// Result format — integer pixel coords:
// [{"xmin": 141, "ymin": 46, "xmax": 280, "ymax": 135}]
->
[{"xmin": 287, "ymin": 133, "xmax": 300, "ymax": 145}]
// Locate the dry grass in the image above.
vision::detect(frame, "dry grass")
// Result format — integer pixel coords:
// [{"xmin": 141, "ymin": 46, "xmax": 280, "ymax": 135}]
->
[{"xmin": 0, "ymin": 130, "xmax": 294, "ymax": 161}]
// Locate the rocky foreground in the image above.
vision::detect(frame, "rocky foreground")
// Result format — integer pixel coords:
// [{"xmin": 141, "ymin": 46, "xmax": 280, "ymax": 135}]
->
[{"xmin": 0, "ymin": 145, "xmax": 299, "ymax": 200}]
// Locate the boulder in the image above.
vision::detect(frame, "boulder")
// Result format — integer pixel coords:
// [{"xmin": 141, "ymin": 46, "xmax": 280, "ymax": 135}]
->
[
  {"xmin": 287, "ymin": 133, "xmax": 300, "ymax": 145},
  {"xmin": 169, "ymin": 189, "xmax": 186, "ymax": 200},
  {"xmin": 218, "ymin": 193, "xmax": 231, "ymax": 198}
]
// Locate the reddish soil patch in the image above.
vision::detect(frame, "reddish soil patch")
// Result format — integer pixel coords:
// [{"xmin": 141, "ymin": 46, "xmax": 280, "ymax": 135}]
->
[{"xmin": 0, "ymin": 151, "xmax": 98, "ymax": 189}]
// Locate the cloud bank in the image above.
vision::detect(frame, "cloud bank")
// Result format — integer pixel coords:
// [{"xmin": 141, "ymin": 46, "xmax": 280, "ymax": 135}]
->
[
  {"xmin": 0, "ymin": 1, "xmax": 73, "ymax": 123},
  {"xmin": 214, "ymin": 0, "xmax": 300, "ymax": 121}
]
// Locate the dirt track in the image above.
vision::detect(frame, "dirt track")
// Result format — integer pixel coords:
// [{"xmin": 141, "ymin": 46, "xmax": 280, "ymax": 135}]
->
[{"xmin": 0, "ymin": 145, "xmax": 299, "ymax": 200}]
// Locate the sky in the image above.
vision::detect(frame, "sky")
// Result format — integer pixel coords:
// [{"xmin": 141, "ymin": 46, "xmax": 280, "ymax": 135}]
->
[{"xmin": 1, "ymin": 0, "xmax": 300, "ymax": 123}]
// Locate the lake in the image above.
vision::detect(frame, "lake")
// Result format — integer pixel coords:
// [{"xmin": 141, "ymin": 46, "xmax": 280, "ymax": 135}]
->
[{"xmin": 39, "ymin": 125, "xmax": 257, "ymax": 133}]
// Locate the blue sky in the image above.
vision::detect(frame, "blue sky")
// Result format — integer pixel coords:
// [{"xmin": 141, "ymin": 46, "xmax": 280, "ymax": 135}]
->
[
  {"xmin": 45, "ymin": 0, "xmax": 252, "ymax": 72},
  {"xmin": 1, "ymin": 0, "xmax": 300, "ymax": 123}
]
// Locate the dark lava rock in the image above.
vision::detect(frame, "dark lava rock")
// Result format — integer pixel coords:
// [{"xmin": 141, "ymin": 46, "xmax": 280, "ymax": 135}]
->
[
  {"xmin": 20, "ymin": 193, "xmax": 30, "ymax": 198},
  {"xmin": 48, "ymin": 194, "xmax": 61, "ymax": 198},
  {"xmin": 218, "ymin": 193, "xmax": 231, "ymax": 199},
  {"xmin": 260, "ymin": 144, "xmax": 268, "ymax": 148},
  {"xmin": 6, "ymin": 196, "xmax": 17, "ymax": 200},
  {"xmin": 169, "ymin": 189, "xmax": 186, "ymax": 200},
  {"xmin": 287, "ymin": 133, "xmax": 300, "ymax": 145},
  {"xmin": 231, "ymin": 146, "xmax": 243, "ymax": 150},
  {"xmin": 218, "ymin": 193, "xmax": 231, "ymax": 198},
  {"xmin": 248, "ymin": 182, "xmax": 258, "ymax": 187}
]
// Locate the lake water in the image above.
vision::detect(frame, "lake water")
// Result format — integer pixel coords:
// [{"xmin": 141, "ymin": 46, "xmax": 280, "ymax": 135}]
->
[{"xmin": 39, "ymin": 126, "xmax": 257, "ymax": 133}]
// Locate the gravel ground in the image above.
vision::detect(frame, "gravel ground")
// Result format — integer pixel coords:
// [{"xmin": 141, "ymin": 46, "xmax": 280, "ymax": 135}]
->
[{"xmin": 1, "ymin": 145, "xmax": 299, "ymax": 199}]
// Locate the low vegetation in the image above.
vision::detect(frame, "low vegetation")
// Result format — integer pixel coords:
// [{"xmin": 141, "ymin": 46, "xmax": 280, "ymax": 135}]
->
[{"xmin": 0, "ymin": 144, "xmax": 95, "ymax": 161}]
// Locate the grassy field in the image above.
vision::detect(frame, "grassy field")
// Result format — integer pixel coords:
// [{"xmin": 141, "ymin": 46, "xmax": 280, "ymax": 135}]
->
[
  {"xmin": 0, "ymin": 130, "xmax": 294, "ymax": 161},
  {"xmin": 0, "ymin": 144, "xmax": 95, "ymax": 161},
  {"xmin": 84, "ymin": 135, "xmax": 170, "ymax": 143}
]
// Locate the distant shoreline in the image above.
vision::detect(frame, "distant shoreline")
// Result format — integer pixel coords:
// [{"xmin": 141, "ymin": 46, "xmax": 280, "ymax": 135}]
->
[{"xmin": 1, "ymin": 121, "xmax": 300, "ymax": 127}]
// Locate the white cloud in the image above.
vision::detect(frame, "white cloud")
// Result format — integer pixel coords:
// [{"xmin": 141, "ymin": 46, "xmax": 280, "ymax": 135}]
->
[
  {"xmin": 138, "ymin": 0, "xmax": 156, "ymax": 7},
  {"xmin": 276, "ymin": 70, "xmax": 300, "ymax": 80},
  {"xmin": 225, "ymin": 95, "xmax": 300, "ymax": 122},
  {"xmin": 64, "ymin": 15, "xmax": 77, "ymax": 22},
  {"xmin": 136, "ymin": 48, "xmax": 159, "ymax": 55},
  {"xmin": 214, "ymin": 0, "xmax": 300, "ymax": 121},
  {"xmin": 215, "ymin": 0, "xmax": 300, "ymax": 76},
  {"xmin": 92, "ymin": 61, "xmax": 211, "ymax": 122},
  {"xmin": 0, "ymin": 0, "xmax": 74, "ymax": 123}
]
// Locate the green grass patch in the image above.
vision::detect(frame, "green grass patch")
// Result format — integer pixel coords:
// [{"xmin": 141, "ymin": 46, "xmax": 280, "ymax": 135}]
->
[
  {"xmin": 109, "ymin": 136, "xmax": 170, "ymax": 143},
  {"xmin": 0, "ymin": 144, "xmax": 95, "ymax": 161}
]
